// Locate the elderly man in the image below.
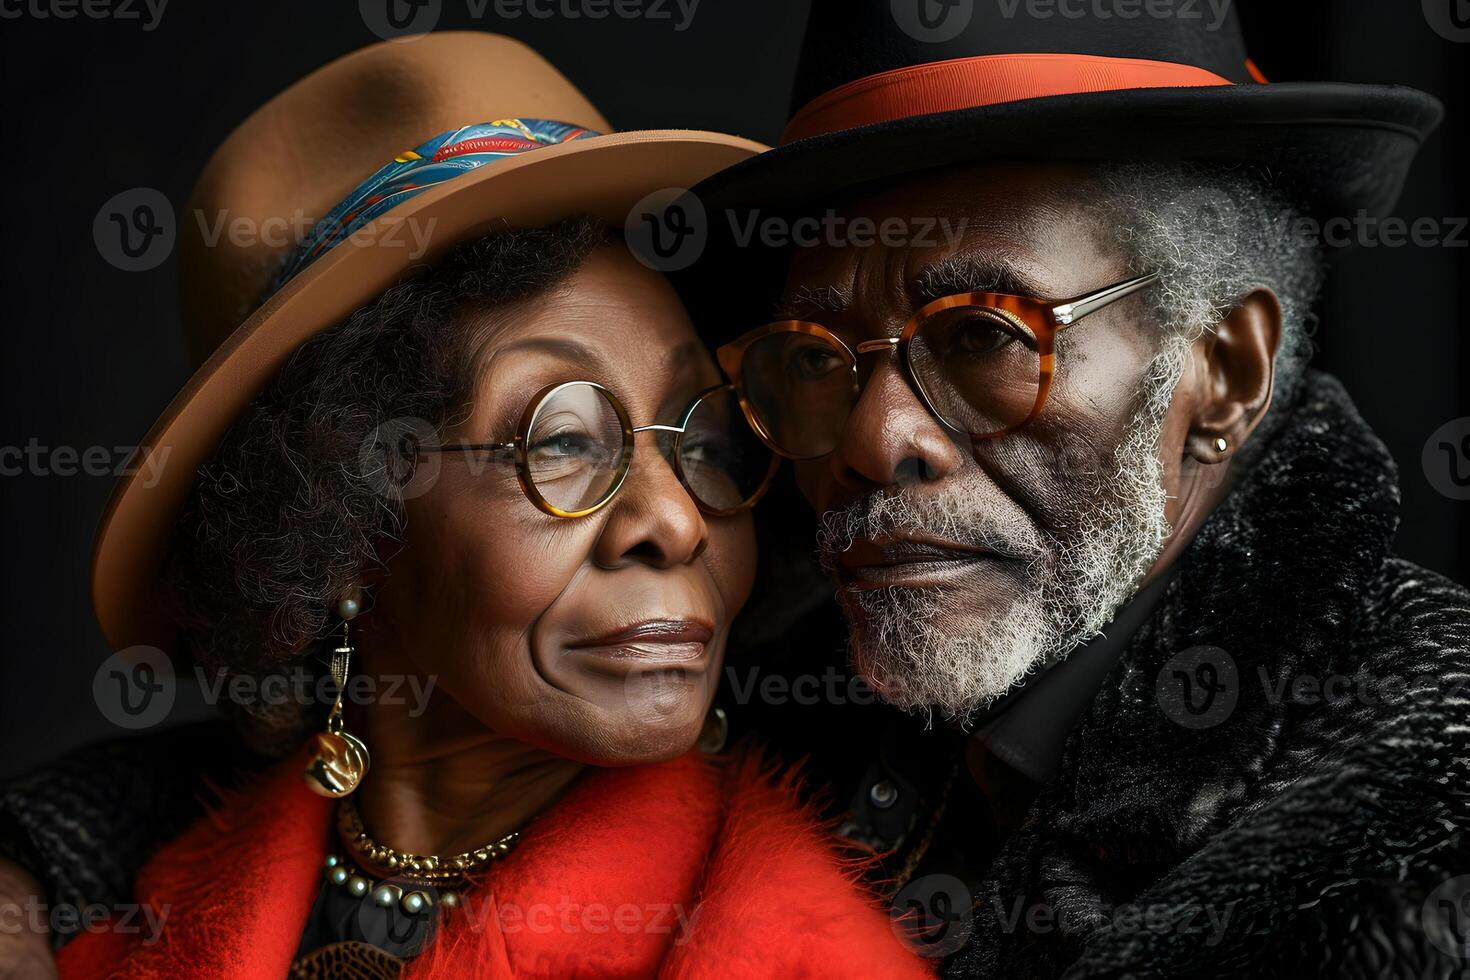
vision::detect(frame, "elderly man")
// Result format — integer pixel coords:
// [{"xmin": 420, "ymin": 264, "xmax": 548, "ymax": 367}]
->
[{"xmin": 682, "ymin": 1, "xmax": 1470, "ymax": 976}]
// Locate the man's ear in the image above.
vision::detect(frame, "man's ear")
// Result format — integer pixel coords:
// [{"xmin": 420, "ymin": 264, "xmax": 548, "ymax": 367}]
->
[{"xmin": 1186, "ymin": 287, "xmax": 1282, "ymax": 464}]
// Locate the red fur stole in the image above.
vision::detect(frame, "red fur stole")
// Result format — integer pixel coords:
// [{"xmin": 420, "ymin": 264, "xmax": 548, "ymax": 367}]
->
[{"xmin": 57, "ymin": 748, "xmax": 934, "ymax": 979}]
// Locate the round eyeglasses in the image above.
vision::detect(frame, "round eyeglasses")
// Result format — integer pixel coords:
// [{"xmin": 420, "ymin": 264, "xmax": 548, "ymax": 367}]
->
[
  {"xmin": 717, "ymin": 271, "xmax": 1160, "ymax": 459},
  {"xmin": 421, "ymin": 381, "xmax": 777, "ymax": 518}
]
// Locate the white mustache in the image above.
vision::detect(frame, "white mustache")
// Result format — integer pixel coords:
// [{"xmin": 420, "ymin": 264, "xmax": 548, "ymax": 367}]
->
[{"xmin": 815, "ymin": 486, "xmax": 1046, "ymax": 572}]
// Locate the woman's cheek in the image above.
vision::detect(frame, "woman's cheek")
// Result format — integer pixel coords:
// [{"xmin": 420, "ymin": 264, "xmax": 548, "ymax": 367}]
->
[
  {"xmin": 706, "ymin": 514, "xmax": 758, "ymax": 613},
  {"xmin": 434, "ymin": 487, "xmax": 592, "ymax": 619},
  {"xmin": 400, "ymin": 492, "xmax": 590, "ymax": 675}
]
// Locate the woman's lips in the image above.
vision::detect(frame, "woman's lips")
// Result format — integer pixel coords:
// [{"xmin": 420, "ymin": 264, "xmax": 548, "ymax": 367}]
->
[
  {"xmin": 566, "ymin": 620, "xmax": 715, "ymax": 673},
  {"xmin": 835, "ymin": 533, "xmax": 1011, "ymax": 590}
]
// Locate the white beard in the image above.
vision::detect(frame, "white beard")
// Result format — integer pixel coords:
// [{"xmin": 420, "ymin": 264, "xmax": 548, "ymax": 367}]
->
[{"xmin": 816, "ymin": 338, "xmax": 1190, "ymax": 723}]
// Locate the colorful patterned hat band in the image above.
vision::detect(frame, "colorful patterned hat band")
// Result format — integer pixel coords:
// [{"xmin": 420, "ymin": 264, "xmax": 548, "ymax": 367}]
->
[{"xmin": 277, "ymin": 119, "xmax": 599, "ymax": 285}]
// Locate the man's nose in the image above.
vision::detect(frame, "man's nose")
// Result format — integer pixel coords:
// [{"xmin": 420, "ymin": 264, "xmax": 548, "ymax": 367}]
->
[{"xmin": 826, "ymin": 352, "xmax": 963, "ymax": 495}]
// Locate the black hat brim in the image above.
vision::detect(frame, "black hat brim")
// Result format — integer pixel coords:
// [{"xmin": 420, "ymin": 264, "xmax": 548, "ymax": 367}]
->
[{"xmin": 696, "ymin": 82, "xmax": 1443, "ymax": 222}]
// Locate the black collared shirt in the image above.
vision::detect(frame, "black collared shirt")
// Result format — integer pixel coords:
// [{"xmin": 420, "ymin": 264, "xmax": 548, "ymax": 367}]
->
[
  {"xmin": 973, "ymin": 570, "xmax": 1176, "ymax": 788},
  {"xmin": 830, "ymin": 571, "xmax": 1176, "ymax": 906}
]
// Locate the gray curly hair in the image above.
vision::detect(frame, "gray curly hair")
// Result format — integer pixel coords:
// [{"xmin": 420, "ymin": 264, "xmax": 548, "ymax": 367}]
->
[{"xmin": 1088, "ymin": 162, "xmax": 1327, "ymax": 443}]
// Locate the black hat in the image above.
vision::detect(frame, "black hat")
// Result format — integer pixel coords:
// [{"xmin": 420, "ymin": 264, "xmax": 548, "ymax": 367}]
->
[{"xmin": 695, "ymin": 0, "xmax": 1442, "ymax": 221}]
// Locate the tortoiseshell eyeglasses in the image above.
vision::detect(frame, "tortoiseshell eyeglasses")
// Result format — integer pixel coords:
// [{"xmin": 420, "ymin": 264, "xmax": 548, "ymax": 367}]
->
[
  {"xmin": 717, "ymin": 271, "xmax": 1160, "ymax": 459},
  {"xmin": 420, "ymin": 381, "xmax": 776, "ymax": 519}
]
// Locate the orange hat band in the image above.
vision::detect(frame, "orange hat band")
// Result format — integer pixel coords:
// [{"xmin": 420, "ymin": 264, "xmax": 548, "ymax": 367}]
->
[{"xmin": 781, "ymin": 52, "xmax": 1239, "ymax": 145}]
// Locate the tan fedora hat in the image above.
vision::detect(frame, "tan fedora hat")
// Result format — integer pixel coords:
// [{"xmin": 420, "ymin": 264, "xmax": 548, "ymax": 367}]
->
[{"xmin": 93, "ymin": 31, "xmax": 765, "ymax": 654}]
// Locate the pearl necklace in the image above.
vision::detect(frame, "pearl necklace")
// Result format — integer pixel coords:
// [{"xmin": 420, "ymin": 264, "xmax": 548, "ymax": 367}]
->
[{"xmin": 322, "ymin": 853, "xmax": 451, "ymax": 915}]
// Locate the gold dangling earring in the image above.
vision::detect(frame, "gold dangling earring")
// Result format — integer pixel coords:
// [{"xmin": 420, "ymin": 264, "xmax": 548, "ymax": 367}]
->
[
  {"xmin": 303, "ymin": 591, "xmax": 372, "ymax": 798},
  {"xmin": 697, "ymin": 705, "xmax": 729, "ymax": 755}
]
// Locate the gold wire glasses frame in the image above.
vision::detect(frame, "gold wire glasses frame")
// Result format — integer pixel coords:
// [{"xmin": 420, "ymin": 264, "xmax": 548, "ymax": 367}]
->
[
  {"xmin": 716, "ymin": 271, "xmax": 1161, "ymax": 459},
  {"xmin": 420, "ymin": 381, "xmax": 778, "ymax": 519}
]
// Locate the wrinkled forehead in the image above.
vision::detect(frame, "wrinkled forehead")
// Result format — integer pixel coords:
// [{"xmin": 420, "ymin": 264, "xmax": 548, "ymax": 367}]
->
[
  {"xmin": 778, "ymin": 164, "xmax": 1126, "ymax": 320},
  {"xmin": 468, "ymin": 246, "xmax": 719, "ymax": 414}
]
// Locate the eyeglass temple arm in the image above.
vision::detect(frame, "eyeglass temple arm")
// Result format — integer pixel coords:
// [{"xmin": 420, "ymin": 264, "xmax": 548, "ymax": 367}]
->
[
  {"xmin": 1050, "ymin": 271, "xmax": 1160, "ymax": 326},
  {"xmin": 419, "ymin": 423, "xmax": 690, "ymax": 453},
  {"xmin": 420, "ymin": 385, "xmax": 727, "ymax": 452},
  {"xmin": 418, "ymin": 441, "xmax": 516, "ymax": 455}
]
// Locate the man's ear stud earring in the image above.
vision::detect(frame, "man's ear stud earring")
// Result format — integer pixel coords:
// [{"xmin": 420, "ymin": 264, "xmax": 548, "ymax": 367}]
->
[
  {"xmin": 304, "ymin": 585, "xmax": 371, "ymax": 798},
  {"xmin": 1214, "ymin": 437, "xmax": 1230, "ymax": 453}
]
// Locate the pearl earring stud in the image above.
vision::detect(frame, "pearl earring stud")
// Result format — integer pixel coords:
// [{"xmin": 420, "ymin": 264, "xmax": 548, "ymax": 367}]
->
[{"xmin": 335, "ymin": 588, "xmax": 363, "ymax": 621}]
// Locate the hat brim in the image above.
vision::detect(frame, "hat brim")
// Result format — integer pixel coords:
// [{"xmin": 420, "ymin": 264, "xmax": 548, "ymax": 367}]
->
[
  {"xmin": 697, "ymin": 81, "xmax": 1443, "ymax": 221},
  {"xmin": 679, "ymin": 82, "xmax": 1441, "ymax": 348},
  {"xmin": 93, "ymin": 129, "xmax": 766, "ymax": 654}
]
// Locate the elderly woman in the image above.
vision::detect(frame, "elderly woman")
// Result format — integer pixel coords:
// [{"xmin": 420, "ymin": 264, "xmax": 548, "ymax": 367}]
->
[{"xmin": 38, "ymin": 35, "xmax": 931, "ymax": 979}]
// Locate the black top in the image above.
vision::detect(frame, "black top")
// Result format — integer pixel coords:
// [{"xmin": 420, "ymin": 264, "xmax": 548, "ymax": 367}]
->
[{"xmin": 294, "ymin": 858, "xmax": 436, "ymax": 964}]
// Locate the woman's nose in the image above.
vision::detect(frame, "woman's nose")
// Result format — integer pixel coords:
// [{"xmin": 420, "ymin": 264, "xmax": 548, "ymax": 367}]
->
[{"xmin": 592, "ymin": 436, "xmax": 708, "ymax": 569}]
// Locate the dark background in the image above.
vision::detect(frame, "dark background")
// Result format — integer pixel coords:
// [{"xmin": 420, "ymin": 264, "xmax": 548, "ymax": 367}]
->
[{"xmin": 1, "ymin": 0, "xmax": 1465, "ymax": 780}]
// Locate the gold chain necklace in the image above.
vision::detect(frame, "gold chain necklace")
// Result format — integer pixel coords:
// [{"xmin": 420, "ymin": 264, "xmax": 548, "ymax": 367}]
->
[
  {"xmin": 337, "ymin": 796, "xmax": 520, "ymax": 884},
  {"xmin": 884, "ymin": 757, "xmax": 960, "ymax": 901}
]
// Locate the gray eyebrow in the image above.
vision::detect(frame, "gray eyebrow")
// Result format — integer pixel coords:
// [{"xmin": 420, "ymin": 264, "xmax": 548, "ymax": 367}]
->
[
  {"xmin": 496, "ymin": 335, "xmax": 606, "ymax": 365},
  {"xmin": 490, "ymin": 336, "xmax": 708, "ymax": 379},
  {"xmin": 468, "ymin": 335, "xmax": 609, "ymax": 401},
  {"xmin": 772, "ymin": 284, "xmax": 854, "ymax": 321},
  {"xmin": 913, "ymin": 254, "xmax": 1048, "ymax": 302},
  {"xmin": 772, "ymin": 255, "xmax": 1050, "ymax": 324}
]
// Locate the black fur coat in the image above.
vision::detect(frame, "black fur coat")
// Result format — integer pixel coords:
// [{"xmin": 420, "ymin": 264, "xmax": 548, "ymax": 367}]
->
[{"xmin": 945, "ymin": 372, "xmax": 1470, "ymax": 979}]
